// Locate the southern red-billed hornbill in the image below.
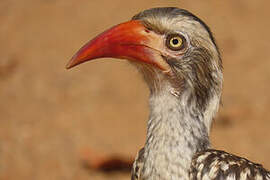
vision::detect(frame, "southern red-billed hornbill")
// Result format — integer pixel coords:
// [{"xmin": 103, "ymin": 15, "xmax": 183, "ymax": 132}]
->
[{"xmin": 67, "ymin": 7, "xmax": 270, "ymax": 180}]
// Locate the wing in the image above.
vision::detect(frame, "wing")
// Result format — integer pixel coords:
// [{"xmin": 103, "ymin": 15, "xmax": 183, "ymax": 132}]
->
[
  {"xmin": 131, "ymin": 147, "xmax": 145, "ymax": 180},
  {"xmin": 190, "ymin": 149, "xmax": 270, "ymax": 180}
]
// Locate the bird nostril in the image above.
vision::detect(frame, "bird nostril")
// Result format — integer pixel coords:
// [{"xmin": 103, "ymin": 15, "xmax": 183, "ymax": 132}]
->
[{"xmin": 145, "ymin": 29, "xmax": 150, "ymax": 33}]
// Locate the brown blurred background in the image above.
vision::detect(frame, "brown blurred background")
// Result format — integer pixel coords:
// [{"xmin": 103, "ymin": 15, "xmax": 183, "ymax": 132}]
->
[{"xmin": 0, "ymin": 0, "xmax": 270, "ymax": 179}]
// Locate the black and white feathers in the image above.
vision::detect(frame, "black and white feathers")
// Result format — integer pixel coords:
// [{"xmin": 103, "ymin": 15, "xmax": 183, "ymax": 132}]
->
[{"xmin": 190, "ymin": 150, "xmax": 270, "ymax": 180}]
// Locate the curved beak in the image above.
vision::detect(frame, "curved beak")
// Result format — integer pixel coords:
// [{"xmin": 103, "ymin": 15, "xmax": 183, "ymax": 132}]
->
[{"xmin": 66, "ymin": 20, "xmax": 170, "ymax": 72}]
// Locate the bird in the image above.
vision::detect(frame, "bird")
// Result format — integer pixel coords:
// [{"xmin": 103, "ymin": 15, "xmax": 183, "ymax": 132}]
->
[{"xmin": 66, "ymin": 7, "xmax": 270, "ymax": 180}]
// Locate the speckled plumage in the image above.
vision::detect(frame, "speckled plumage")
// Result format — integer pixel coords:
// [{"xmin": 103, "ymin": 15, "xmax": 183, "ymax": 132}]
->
[
  {"xmin": 190, "ymin": 150, "xmax": 270, "ymax": 180},
  {"xmin": 129, "ymin": 7, "xmax": 269, "ymax": 180},
  {"xmin": 132, "ymin": 149, "xmax": 270, "ymax": 180}
]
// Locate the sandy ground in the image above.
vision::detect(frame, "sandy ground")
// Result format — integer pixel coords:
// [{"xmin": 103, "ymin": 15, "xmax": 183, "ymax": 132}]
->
[{"xmin": 0, "ymin": 0, "xmax": 270, "ymax": 179}]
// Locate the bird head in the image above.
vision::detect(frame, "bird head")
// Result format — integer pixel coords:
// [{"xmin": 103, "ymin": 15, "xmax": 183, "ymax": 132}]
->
[{"xmin": 67, "ymin": 7, "xmax": 223, "ymax": 111}]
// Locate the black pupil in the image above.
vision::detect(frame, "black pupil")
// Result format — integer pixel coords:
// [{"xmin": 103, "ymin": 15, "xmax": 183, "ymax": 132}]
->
[{"xmin": 172, "ymin": 38, "xmax": 179, "ymax": 45}]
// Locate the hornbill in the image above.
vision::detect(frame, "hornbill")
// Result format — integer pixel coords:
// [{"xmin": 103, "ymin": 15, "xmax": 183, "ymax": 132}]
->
[{"xmin": 67, "ymin": 7, "xmax": 270, "ymax": 180}]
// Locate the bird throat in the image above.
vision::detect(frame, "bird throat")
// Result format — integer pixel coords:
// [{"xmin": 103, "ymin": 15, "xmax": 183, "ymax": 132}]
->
[{"xmin": 140, "ymin": 85, "xmax": 218, "ymax": 180}]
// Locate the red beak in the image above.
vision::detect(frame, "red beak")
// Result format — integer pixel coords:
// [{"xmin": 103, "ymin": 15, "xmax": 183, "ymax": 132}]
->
[{"xmin": 66, "ymin": 20, "xmax": 170, "ymax": 71}]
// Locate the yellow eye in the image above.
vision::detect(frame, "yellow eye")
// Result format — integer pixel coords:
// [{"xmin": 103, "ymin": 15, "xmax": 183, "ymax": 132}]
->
[
  {"xmin": 170, "ymin": 36, "xmax": 182, "ymax": 47},
  {"xmin": 166, "ymin": 34, "xmax": 186, "ymax": 51}
]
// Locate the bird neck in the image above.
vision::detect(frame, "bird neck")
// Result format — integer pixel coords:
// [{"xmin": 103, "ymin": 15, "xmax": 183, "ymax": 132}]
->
[{"xmin": 142, "ymin": 85, "xmax": 220, "ymax": 179}]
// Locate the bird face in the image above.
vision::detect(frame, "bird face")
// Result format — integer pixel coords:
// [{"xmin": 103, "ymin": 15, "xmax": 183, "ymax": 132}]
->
[{"xmin": 67, "ymin": 8, "xmax": 222, "ymax": 106}]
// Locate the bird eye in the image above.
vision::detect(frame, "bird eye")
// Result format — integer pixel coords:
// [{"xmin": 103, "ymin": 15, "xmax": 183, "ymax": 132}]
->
[{"xmin": 166, "ymin": 34, "xmax": 186, "ymax": 51}]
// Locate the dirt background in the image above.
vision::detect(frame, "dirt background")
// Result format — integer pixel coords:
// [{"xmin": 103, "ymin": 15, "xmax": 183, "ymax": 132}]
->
[{"xmin": 0, "ymin": 0, "xmax": 270, "ymax": 180}]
